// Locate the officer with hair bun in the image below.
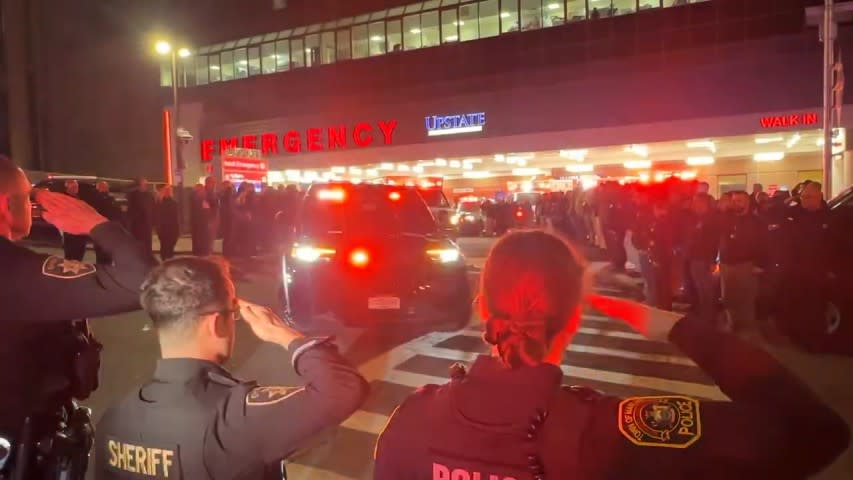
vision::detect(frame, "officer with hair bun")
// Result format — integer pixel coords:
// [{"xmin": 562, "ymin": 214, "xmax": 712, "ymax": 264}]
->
[{"xmin": 374, "ymin": 230, "xmax": 849, "ymax": 480}]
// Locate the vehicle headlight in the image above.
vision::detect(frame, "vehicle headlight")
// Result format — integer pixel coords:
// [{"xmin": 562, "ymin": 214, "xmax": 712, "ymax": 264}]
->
[
  {"xmin": 463, "ymin": 214, "xmax": 475, "ymax": 222},
  {"xmin": 291, "ymin": 245, "xmax": 336, "ymax": 262},
  {"xmin": 427, "ymin": 248, "xmax": 461, "ymax": 263},
  {"xmin": 450, "ymin": 214, "xmax": 460, "ymax": 225}
]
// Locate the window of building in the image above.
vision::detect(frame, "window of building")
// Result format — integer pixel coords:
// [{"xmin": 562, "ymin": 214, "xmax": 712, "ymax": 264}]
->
[
  {"xmin": 520, "ymin": 0, "xmax": 542, "ymax": 31},
  {"xmin": 798, "ymin": 170, "xmax": 823, "ymax": 183},
  {"xmin": 305, "ymin": 34, "xmax": 320, "ymax": 66},
  {"xmin": 220, "ymin": 50, "xmax": 235, "ymax": 81},
  {"xmin": 479, "ymin": 0, "xmax": 499, "ymax": 38},
  {"xmin": 388, "ymin": 6, "xmax": 406, "ymax": 16},
  {"xmin": 441, "ymin": 8, "xmax": 459, "ymax": 42},
  {"xmin": 261, "ymin": 42, "xmax": 276, "ymax": 74},
  {"xmin": 336, "ymin": 29, "xmax": 352, "ymax": 60},
  {"xmin": 234, "ymin": 48, "xmax": 248, "ymax": 78},
  {"xmin": 501, "ymin": 0, "xmax": 519, "ymax": 33},
  {"xmin": 663, "ymin": 0, "xmax": 688, "ymax": 6},
  {"xmin": 248, "ymin": 47, "xmax": 261, "ymax": 75},
  {"xmin": 306, "ymin": 23, "xmax": 321, "ymax": 33},
  {"xmin": 405, "ymin": 3, "xmax": 423, "ymax": 14},
  {"xmin": 336, "ymin": 17, "xmax": 353, "ymax": 27},
  {"xmin": 459, "ymin": 2, "xmax": 479, "ymax": 40},
  {"xmin": 291, "ymin": 38, "xmax": 305, "ymax": 67},
  {"xmin": 275, "ymin": 40, "xmax": 290, "ymax": 71},
  {"xmin": 352, "ymin": 24, "xmax": 369, "ymax": 58},
  {"xmin": 159, "ymin": 61, "xmax": 172, "ymax": 87},
  {"xmin": 179, "ymin": 57, "xmax": 195, "ymax": 86},
  {"xmin": 640, "ymin": 0, "xmax": 662, "ymax": 10},
  {"xmin": 370, "ymin": 10, "xmax": 388, "ymax": 20},
  {"xmin": 387, "ymin": 19, "xmax": 403, "ymax": 52},
  {"xmin": 421, "ymin": 10, "xmax": 440, "ymax": 46},
  {"xmin": 423, "ymin": 0, "xmax": 441, "ymax": 9},
  {"xmin": 611, "ymin": 0, "xmax": 637, "ymax": 17},
  {"xmin": 369, "ymin": 21, "xmax": 386, "ymax": 56},
  {"xmin": 208, "ymin": 53, "xmax": 221, "ymax": 82},
  {"xmin": 718, "ymin": 174, "xmax": 747, "ymax": 194},
  {"xmin": 321, "ymin": 31, "xmax": 336, "ymax": 64},
  {"xmin": 404, "ymin": 14, "xmax": 422, "ymax": 50},
  {"xmin": 195, "ymin": 55, "xmax": 209, "ymax": 85},
  {"xmin": 566, "ymin": 0, "xmax": 587, "ymax": 21},
  {"xmin": 543, "ymin": 1, "xmax": 566, "ymax": 26},
  {"xmin": 442, "ymin": 0, "xmax": 460, "ymax": 5}
]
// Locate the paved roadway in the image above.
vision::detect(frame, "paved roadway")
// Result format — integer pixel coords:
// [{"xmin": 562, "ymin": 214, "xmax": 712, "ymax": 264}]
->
[{"xmin": 33, "ymin": 237, "xmax": 849, "ymax": 480}]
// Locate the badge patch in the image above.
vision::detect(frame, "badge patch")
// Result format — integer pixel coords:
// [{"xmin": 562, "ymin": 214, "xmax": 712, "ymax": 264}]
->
[
  {"xmin": 618, "ymin": 396, "xmax": 701, "ymax": 448},
  {"xmin": 42, "ymin": 257, "xmax": 96, "ymax": 279},
  {"xmin": 246, "ymin": 386, "xmax": 302, "ymax": 406}
]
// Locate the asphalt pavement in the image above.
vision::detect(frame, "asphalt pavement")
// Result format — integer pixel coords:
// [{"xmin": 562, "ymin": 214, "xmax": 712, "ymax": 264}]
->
[{"xmin": 22, "ymin": 236, "xmax": 851, "ymax": 480}]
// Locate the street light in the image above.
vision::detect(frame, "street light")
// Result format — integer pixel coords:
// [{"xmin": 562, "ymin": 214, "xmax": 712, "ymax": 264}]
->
[{"xmin": 155, "ymin": 39, "xmax": 191, "ymax": 228}]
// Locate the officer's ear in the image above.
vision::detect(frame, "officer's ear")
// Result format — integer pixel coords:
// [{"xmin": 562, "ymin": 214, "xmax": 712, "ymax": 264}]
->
[{"xmin": 211, "ymin": 312, "xmax": 231, "ymax": 339}]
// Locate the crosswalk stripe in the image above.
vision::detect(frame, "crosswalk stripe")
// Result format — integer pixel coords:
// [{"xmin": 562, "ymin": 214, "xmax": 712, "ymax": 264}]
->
[
  {"xmin": 284, "ymin": 463, "xmax": 360, "ymax": 480},
  {"xmin": 340, "ymin": 410, "xmax": 390, "ymax": 436},
  {"xmin": 567, "ymin": 344, "xmax": 696, "ymax": 366},
  {"xmin": 419, "ymin": 345, "xmax": 728, "ymax": 401}
]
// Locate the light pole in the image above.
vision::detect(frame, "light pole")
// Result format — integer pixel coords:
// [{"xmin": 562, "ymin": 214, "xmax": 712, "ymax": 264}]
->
[
  {"xmin": 822, "ymin": 0, "xmax": 835, "ymax": 198},
  {"xmin": 155, "ymin": 40, "xmax": 191, "ymax": 228}
]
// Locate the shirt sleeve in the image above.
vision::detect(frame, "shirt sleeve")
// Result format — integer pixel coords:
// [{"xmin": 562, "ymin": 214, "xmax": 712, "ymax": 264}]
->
[
  {"xmin": 203, "ymin": 338, "xmax": 368, "ymax": 474},
  {"xmin": 1, "ymin": 222, "xmax": 158, "ymax": 323},
  {"xmin": 579, "ymin": 315, "xmax": 850, "ymax": 479}
]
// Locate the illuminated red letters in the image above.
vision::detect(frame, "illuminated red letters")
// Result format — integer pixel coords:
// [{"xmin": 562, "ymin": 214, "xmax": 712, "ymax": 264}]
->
[
  {"xmin": 242, "ymin": 135, "xmax": 258, "ymax": 150},
  {"xmin": 307, "ymin": 128, "xmax": 323, "ymax": 152},
  {"xmin": 219, "ymin": 137, "xmax": 238, "ymax": 154},
  {"xmin": 377, "ymin": 120, "xmax": 398, "ymax": 145},
  {"xmin": 261, "ymin": 133, "xmax": 278, "ymax": 155},
  {"xmin": 200, "ymin": 120, "xmax": 398, "ymax": 160},
  {"xmin": 759, "ymin": 112, "xmax": 819, "ymax": 129},
  {"xmin": 284, "ymin": 131, "xmax": 302, "ymax": 153},
  {"xmin": 328, "ymin": 126, "xmax": 347, "ymax": 150},
  {"xmin": 201, "ymin": 140, "xmax": 215, "ymax": 162},
  {"xmin": 353, "ymin": 122, "xmax": 373, "ymax": 147}
]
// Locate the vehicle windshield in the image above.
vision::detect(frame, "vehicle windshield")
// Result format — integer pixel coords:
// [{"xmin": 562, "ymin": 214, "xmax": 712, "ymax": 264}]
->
[
  {"xmin": 301, "ymin": 186, "xmax": 436, "ymax": 237},
  {"xmin": 458, "ymin": 202, "xmax": 480, "ymax": 213},
  {"xmin": 828, "ymin": 186, "xmax": 853, "ymax": 209},
  {"xmin": 417, "ymin": 189, "xmax": 449, "ymax": 208}
]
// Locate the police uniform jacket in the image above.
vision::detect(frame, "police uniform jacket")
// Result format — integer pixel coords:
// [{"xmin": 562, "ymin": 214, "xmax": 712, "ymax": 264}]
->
[
  {"xmin": 779, "ymin": 205, "xmax": 834, "ymax": 279},
  {"xmin": 0, "ymin": 222, "xmax": 157, "ymax": 434},
  {"xmin": 94, "ymin": 337, "xmax": 369, "ymax": 480},
  {"xmin": 685, "ymin": 212, "xmax": 721, "ymax": 264},
  {"xmin": 719, "ymin": 213, "xmax": 766, "ymax": 266},
  {"xmin": 374, "ymin": 315, "xmax": 849, "ymax": 480}
]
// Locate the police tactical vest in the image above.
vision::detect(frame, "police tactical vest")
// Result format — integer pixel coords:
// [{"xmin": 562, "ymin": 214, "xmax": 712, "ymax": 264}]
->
[{"xmin": 423, "ymin": 373, "xmax": 596, "ymax": 480}]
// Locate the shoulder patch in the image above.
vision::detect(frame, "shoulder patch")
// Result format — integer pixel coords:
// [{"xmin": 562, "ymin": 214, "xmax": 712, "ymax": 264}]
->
[
  {"xmin": 618, "ymin": 396, "xmax": 701, "ymax": 449},
  {"xmin": 42, "ymin": 257, "xmax": 96, "ymax": 279},
  {"xmin": 245, "ymin": 386, "xmax": 302, "ymax": 406}
]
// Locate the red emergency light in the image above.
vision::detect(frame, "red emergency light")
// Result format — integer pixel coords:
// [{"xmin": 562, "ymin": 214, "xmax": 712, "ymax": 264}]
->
[
  {"xmin": 388, "ymin": 191, "xmax": 401, "ymax": 201},
  {"xmin": 349, "ymin": 248, "xmax": 370, "ymax": 268}
]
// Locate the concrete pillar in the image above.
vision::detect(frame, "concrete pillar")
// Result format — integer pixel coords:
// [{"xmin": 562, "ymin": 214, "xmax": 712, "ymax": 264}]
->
[{"xmin": 2, "ymin": 0, "xmax": 37, "ymax": 169}]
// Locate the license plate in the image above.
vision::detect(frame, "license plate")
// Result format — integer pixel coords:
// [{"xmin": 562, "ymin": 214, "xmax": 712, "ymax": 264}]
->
[{"xmin": 368, "ymin": 296, "xmax": 401, "ymax": 310}]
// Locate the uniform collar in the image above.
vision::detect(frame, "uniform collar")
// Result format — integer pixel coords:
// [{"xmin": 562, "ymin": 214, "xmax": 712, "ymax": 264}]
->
[
  {"xmin": 451, "ymin": 355, "xmax": 562, "ymax": 429},
  {"xmin": 152, "ymin": 358, "xmax": 231, "ymax": 383}
]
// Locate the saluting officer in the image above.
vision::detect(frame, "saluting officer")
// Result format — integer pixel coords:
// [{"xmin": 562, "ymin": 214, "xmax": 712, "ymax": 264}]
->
[
  {"xmin": 374, "ymin": 230, "xmax": 849, "ymax": 480},
  {"xmin": 775, "ymin": 182, "xmax": 835, "ymax": 351},
  {"xmin": 0, "ymin": 156, "xmax": 158, "ymax": 475},
  {"xmin": 95, "ymin": 257, "xmax": 368, "ymax": 479}
]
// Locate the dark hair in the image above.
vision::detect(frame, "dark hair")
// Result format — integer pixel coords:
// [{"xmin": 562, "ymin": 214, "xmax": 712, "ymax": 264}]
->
[
  {"xmin": 694, "ymin": 192, "xmax": 712, "ymax": 205},
  {"xmin": 140, "ymin": 257, "xmax": 234, "ymax": 334},
  {"xmin": 480, "ymin": 231, "xmax": 586, "ymax": 368}
]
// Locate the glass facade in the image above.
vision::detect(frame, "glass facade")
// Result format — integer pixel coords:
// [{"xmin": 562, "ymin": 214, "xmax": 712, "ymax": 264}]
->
[{"xmin": 166, "ymin": 0, "xmax": 712, "ymax": 87}]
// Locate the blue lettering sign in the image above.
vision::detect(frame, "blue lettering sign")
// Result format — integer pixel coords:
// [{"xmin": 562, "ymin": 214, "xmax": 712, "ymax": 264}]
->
[{"xmin": 424, "ymin": 112, "xmax": 487, "ymax": 136}]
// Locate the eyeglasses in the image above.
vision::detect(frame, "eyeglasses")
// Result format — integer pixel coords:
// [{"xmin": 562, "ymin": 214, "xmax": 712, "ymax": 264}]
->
[{"xmin": 200, "ymin": 299, "xmax": 240, "ymax": 320}]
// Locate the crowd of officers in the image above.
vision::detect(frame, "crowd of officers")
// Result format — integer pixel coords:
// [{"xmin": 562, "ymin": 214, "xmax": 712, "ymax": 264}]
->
[
  {"xmin": 2, "ymin": 152, "xmax": 849, "ymax": 479},
  {"xmin": 531, "ymin": 178, "xmax": 845, "ymax": 351},
  {"xmin": 60, "ymin": 177, "xmax": 302, "ymax": 262}
]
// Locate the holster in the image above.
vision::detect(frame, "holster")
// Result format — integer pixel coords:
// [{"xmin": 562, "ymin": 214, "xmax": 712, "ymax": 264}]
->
[
  {"xmin": 68, "ymin": 320, "xmax": 102, "ymax": 401},
  {"xmin": 1, "ymin": 402, "xmax": 94, "ymax": 480}
]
